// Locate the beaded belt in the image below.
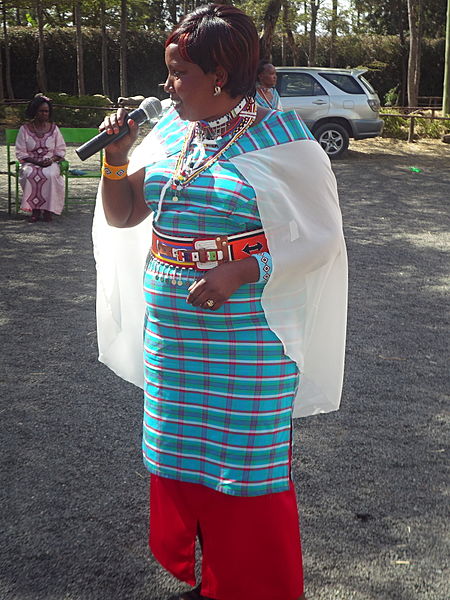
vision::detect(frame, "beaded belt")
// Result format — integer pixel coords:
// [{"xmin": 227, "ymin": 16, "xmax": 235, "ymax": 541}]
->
[{"xmin": 151, "ymin": 226, "xmax": 269, "ymax": 271}]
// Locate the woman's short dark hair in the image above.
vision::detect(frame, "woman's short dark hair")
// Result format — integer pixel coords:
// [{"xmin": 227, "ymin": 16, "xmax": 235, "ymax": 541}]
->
[
  {"xmin": 257, "ymin": 59, "xmax": 271, "ymax": 79},
  {"xmin": 25, "ymin": 95, "xmax": 53, "ymax": 120},
  {"xmin": 166, "ymin": 3, "xmax": 259, "ymax": 98}
]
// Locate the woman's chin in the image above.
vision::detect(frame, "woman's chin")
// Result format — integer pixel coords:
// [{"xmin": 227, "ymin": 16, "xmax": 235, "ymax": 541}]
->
[
  {"xmin": 173, "ymin": 102, "xmax": 186, "ymax": 119},
  {"xmin": 173, "ymin": 102, "xmax": 200, "ymax": 122}
]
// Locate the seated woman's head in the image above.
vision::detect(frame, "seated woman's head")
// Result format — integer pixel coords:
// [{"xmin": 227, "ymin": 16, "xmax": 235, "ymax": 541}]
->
[
  {"xmin": 257, "ymin": 60, "xmax": 277, "ymax": 89},
  {"xmin": 26, "ymin": 95, "xmax": 53, "ymax": 122},
  {"xmin": 164, "ymin": 3, "xmax": 259, "ymax": 121}
]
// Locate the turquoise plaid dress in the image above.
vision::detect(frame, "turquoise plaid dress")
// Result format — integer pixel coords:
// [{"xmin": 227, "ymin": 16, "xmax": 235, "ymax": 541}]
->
[
  {"xmin": 142, "ymin": 108, "xmax": 313, "ymax": 496},
  {"xmin": 255, "ymin": 86, "xmax": 282, "ymax": 110}
]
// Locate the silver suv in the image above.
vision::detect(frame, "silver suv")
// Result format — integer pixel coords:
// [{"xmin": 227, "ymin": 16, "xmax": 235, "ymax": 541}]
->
[{"xmin": 275, "ymin": 67, "xmax": 383, "ymax": 158}]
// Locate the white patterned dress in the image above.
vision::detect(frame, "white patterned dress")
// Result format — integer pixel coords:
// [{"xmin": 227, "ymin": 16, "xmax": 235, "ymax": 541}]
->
[{"xmin": 16, "ymin": 123, "xmax": 66, "ymax": 214}]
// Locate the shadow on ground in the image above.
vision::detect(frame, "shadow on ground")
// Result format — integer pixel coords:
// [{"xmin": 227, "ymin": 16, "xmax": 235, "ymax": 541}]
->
[{"xmin": 1, "ymin": 140, "xmax": 448, "ymax": 600}]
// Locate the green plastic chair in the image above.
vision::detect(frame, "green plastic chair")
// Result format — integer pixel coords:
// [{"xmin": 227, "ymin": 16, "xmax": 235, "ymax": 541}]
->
[
  {"xmin": 58, "ymin": 128, "xmax": 103, "ymax": 213},
  {"xmin": 5, "ymin": 127, "xmax": 103, "ymax": 214},
  {"xmin": 5, "ymin": 129, "xmax": 20, "ymax": 214}
]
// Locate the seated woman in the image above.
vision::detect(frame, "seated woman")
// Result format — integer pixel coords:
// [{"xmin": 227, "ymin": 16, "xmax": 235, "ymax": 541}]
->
[
  {"xmin": 15, "ymin": 95, "xmax": 66, "ymax": 223},
  {"xmin": 255, "ymin": 59, "xmax": 282, "ymax": 110}
]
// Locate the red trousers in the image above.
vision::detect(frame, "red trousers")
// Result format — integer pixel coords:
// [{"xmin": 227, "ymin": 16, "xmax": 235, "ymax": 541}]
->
[{"xmin": 149, "ymin": 474, "xmax": 304, "ymax": 600}]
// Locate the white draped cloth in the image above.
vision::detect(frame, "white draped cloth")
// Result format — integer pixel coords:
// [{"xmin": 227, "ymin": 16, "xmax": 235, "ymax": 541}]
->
[{"xmin": 92, "ymin": 122, "xmax": 348, "ymax": 418}]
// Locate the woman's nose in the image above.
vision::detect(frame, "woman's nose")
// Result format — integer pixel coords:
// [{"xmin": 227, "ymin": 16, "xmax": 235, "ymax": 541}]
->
[{"xmin": 164, "ymin": 76, "xmax": 174, "ymax": 93}]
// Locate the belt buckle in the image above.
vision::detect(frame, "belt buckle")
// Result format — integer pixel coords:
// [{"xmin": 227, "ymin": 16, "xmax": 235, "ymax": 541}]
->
[{"xmin": 193, "ymin": 236, "xmax": 228, "ymax": 270}]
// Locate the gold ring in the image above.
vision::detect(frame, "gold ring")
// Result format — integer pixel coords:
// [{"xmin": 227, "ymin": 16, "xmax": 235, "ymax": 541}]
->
[{"xmin": 205, "ymin": 299, "xmax": 215, "ymax": 308}]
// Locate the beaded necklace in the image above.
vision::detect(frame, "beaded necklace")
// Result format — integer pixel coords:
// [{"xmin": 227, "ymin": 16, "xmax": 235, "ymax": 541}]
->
[
  {"xmin": 154, "ymin": 97, "xmax": 257, "ymax": 221},
  {"xmin": 257, "ymin": 86, "xmax": 274, "ymax": 108},
  {"xmin": 196, "ymin": 96, "xmax": 248, "ymax": 139},
  {"xmin": 171, "ymin": 96, "xmax": 257, "ymax": 200}
]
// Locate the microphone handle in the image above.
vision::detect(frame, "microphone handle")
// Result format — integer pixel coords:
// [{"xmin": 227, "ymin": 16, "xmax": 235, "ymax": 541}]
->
[{"xmin": 75, "ymin": 107, "xmax": 147, "ymax": 161}]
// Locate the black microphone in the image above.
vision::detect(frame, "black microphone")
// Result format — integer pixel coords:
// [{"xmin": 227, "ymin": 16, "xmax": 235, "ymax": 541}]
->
[{"xmin": 75, "ymin": 97, "xmax": 162, "ymax": 161}]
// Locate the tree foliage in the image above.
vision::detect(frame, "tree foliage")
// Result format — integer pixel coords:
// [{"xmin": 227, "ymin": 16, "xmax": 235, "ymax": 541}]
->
[
  {"xmin": 0, "ymin": 0, "xmax": 446, "ymax": 36},
  {"xmin": 0, "ymin": 0, "xmax": 447, "ymax": 104},
  {"xmin": 349, "ymin": 0, "xmax": 445, "ymax": 37}
]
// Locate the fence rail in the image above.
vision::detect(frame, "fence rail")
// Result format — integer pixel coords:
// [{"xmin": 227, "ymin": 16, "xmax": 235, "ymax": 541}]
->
[
  {"xmin": 417, "ymin": 96, "xmax": 443, "ymax": 107},
  {"xmin": 381, "ymin": 109, "xmax": 450, "ymax": 142},
  {"xmin": 384, "ymin": 106, "xmax": 443, "ymax": 118},
  {"xmin": 1, "ymin": 99, "xmax": 115, "ymax": 111}
]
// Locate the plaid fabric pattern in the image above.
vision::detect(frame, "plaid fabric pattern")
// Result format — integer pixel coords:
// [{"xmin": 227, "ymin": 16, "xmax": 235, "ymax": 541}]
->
[
  {"xmin": 255, "ymin": 88, "xmax": 282, "ymax": 110},
  {"xmin": 142, "ymin": 109, "xmax": 305, "ymax": 496}
]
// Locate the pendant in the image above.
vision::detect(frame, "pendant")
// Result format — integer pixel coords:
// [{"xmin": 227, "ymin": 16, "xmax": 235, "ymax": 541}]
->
[{"xmin": 172, "ymin": 196, "xmax": 178, "ymax": 202}]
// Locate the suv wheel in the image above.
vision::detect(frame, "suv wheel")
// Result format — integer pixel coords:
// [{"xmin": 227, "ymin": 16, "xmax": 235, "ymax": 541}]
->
[{"xmin": 314, "ymin": 123, "xmax": 349, "ymax": 159}]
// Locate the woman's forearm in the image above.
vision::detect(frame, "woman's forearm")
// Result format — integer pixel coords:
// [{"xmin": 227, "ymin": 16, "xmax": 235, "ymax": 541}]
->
[
  {"xmin": 101, "ymin": 176, "xmax": 135, "ymax": 227},
  {"xmin": 101, "ymin": 151, "xmax": 149, "ymax": 228},
  {"xmin": 101, "ymin": 150, "xmax": 134, "ymax": 227},
  {"xmin": 98, "ymin": 111, "xmax": 150, "ymax": 228}
]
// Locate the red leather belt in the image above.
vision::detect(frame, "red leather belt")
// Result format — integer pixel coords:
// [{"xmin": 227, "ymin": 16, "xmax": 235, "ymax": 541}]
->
[{"xmin": 151, "ymin": 226, "xmax": 268, "ymax": 270}]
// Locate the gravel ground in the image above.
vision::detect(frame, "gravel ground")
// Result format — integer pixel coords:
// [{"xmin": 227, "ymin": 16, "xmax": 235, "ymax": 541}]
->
[{"xmin": 1, "ymin": 137, "xmax": 449, "ymax": 600}]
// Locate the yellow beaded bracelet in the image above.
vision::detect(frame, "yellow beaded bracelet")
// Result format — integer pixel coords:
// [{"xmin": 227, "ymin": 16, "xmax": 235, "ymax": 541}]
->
[{"xmin": 101, "ymin": 160, "xmax": 129, "ymax": 180}]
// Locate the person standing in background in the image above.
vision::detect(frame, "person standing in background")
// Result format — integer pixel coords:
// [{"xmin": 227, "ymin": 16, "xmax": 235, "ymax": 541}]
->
[{"xmin": 255, "ymin": 59, "xmax": 283, "ymax": 110}]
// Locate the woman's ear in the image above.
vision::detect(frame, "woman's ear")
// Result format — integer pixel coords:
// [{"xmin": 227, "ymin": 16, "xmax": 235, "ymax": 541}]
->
[{"xmin": 215, "ymin": 66, "xmax": 228, "ymax": 88}]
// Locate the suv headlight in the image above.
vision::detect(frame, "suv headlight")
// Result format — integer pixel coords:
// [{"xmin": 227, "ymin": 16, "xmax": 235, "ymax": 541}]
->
[{"xmin": 368, "ymin": 98, "xmax": 380, "ymax": 112}]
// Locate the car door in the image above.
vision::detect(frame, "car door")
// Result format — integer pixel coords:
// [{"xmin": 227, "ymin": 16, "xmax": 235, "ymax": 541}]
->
[{"xmin": 276, "ymin": 72, "xmax": 329, "ymax": 128}]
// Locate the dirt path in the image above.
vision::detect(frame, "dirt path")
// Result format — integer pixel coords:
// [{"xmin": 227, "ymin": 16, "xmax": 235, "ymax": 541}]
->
[{"xmin": 1, "ymin": 137, "xmax": 449, "ymax": 600}]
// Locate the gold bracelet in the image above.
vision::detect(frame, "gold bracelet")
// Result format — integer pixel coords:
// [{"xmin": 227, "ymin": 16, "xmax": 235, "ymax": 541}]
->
[{"xmin": 102, "ymin": 160, "xmax": 129, "ymax": 180}]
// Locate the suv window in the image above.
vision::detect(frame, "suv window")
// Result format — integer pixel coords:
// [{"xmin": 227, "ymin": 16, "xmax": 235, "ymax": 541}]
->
[
  {"xmin": 359, "ymin": 75, "xmax": 375, "ymax": 94},
  {"xmin": 278, "ymin": 73, "xmax": 327, "ymax": 97},
  {"xmin": 318, "ymin": 73, "xmax": 364, "ymax": 94}
]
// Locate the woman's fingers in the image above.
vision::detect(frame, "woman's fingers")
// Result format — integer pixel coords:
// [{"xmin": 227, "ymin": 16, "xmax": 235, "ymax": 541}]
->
[
  {"xmin": 99, "ymin": 108, "xmax": 139, "ymax": 159},
  {"xmin": 99, "ymin": 108, "xmax": 128, "ymax": 134},
  {"xmin": 187, "ymin": 278, "xmax": 207, "ymax": 306},
  {"xmin": 186, "ymin": 277, "xmax": 223, "ymax": 310}
]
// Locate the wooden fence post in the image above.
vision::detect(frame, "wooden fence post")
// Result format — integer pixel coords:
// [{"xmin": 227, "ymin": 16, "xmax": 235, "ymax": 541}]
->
[{"xmin": 408, "ymin": 117, "xmax": 415, "ymax": 142}]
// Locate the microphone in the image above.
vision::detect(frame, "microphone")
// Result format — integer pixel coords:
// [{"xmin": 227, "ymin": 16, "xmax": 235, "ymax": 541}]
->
[{"xmin": 75, "ymin": 97, "xmax": 162, "ymax": 161}]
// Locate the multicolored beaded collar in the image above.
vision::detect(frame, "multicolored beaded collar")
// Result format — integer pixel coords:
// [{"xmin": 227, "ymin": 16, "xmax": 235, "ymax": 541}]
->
[
  {"xmin": 171, "ymin": 96, "xmax": 257, "ymax": 196},
  {"xmin": 154, "ymin": 96, "xmax": 257, "ymax": 221},
  {"xmin": 196, "ymin": 96, "xmax": 248, "ymax": 139}
]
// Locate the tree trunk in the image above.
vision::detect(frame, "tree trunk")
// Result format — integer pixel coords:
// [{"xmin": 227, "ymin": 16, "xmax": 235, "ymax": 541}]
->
[
  {"xmin": 309, "ymin": 1, "xmax": 320, "ymax": 66},
  {"xmin": 353, "ymin": 2, "xmax": 361, "ymax": 31},
  {"xmin": 303, "ymin": 1, "xmax": 308, "ymax": 35},
  {"xmin": 443, "ymin": 0, "xmax": 450, "ymax": 114},
  {"xmin": 398, "ymin": 0, "xmax": 408, "ymax": 106},
  {"xmin": 167, "ymin": 0, "xmax": 178, "ymax": 26},
  {"xmin": 2, "ymin": 4, "xmax": 14, "ymax": 98},
  {"xmin": 330, "ymin": 0, "xmax": 338, "ymax": 67},
  {"xmin": 259, "ymin": 0, "xmax": 282, "ymax": 60},
  {"xmin": 0, "ymin": 8, "xmax": 4, "ymax": 101},
  {"xmin": 74, "ymin": 0, "xmax": 85, "ymax": 96},
  {"xmin": 100, "ymin": 0, "xmax": 109, "ymax": 97},
  {"xmin": 281, "ymin": 34, "xmax": 286, "ymax": 65},
  {"xmin": 120, "ymin": 0, "xmax": 128, "ymax": 97},
  {"xmin": 283, "ymin": 0, "xmax": 298, "ymax": 66},
  {"xmin": 407, "ymin": 0, "xmax": 422, "ymax": 108},
  {"xmin": 36, "ymin": 0, "xmax": 47, "ymax": 93}
]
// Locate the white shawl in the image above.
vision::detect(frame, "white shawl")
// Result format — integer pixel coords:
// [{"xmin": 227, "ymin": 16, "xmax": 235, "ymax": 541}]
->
[{"xmin": 92, "ymin": 124, "xmax": 347, "ymax": 418}]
